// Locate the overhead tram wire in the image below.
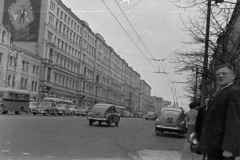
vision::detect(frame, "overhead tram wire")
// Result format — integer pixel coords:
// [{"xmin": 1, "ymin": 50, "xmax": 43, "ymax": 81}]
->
[
  {"xmin": 114, "ymin": 0, "xmax": 181, "ymax": 101},
  {"xmin": 113, "ymin": 0, "xmax": 172, "ymax": 84},
  {"xmin": 94, "ymin": 0, "xmax": 143, "ymax": 32},
  {"xmin": 101, "ymin": 0, "xmax": 169, "ymax": 84}
]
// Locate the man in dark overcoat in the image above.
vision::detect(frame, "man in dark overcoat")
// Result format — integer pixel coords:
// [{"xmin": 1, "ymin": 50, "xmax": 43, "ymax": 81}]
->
[{"xmin": 198, "ymin": 64, "xmax": 240, "ymax": 160}]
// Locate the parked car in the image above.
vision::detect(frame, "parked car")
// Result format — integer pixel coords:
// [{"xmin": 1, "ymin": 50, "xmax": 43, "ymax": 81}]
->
[
  {"xmin": 87, "ymin": 103, "xmax": 120, "ymax": 126},
  {"xmin": 32, "ymin": 101, "xmax": 59, "ymax": 116},
  {"xmin": 67, "ymin": 105, "xmax": 80, "ymax": 116},
  {"xmin": 29, "ymin": 102, "xmax": 37, "ymax": 114},
  {"xmin": 78, "ymin": 107, "xmax": 89, "ymax": 116},
  {"xmin": 145, "ymin": 111, "xmax": 157, "ymax": 120},
  {"xmin": 56, "ymin": 104, "xmax": 72, "ymax": 116},
  {"xmin": 155, "ymin": 106, "xmax": 186, "ymax": 137}
]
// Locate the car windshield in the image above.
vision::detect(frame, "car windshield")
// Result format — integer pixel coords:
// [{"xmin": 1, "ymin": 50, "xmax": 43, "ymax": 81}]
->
[
  {"xmin": 91, "ymin": 105, "xmax": 109, "ymax": 112},
  {"xmin": 39, "ymin": 102, "xmax": 54, "ymax": 107}
]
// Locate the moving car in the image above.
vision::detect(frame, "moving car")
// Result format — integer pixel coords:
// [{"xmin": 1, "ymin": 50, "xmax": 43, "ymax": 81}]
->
[
  {"xmin": 56, "ymin": 104, "xmax": 72, "ymax": 116},
  {"xmin": 145, "ymin": 111, "xmax": 157, "ymax": 120},
  {"xmin": 155, "ymin": 106, "xmax": 186, "ymax": 137},
  {"xmin": 67, "ymin": 105, "xmax": 80, "ymax": 116},
  {"xmin": 87, "ymin": 103, "xmax": 120, "ymax": 126},
  {"xmin": 32, "ymin": 101, "xmax": 58, "ymax": 116}
]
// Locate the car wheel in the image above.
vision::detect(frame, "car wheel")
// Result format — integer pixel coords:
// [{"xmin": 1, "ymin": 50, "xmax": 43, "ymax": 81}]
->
[
  {"xmin": 44, "ymin": 110, "xmax": 48, "ymax": 116},
  {"xmin": 178, "ymin": 132, "xmax": 185, "ymax": 138},
  {"xmin": 89, "ymin": 120, "xmax": 93, "ymax": 126},
  {"xmin": 115, "ymin": 122, "xmax": 119, "ymax": 126},
  {"xmin": 33, "ymin": 113, "xmax": 36, "ymax": 115},
  {"xmin": 98, "ymin": 121, "xmax": 102, "ymax": 125},
  {"xmin": 0, "ymin": 105, "xmax": 5, "ymax": 114},
  {"xmin": 107, "ymin": 119, "xmax": 112, "ymax": 126}
]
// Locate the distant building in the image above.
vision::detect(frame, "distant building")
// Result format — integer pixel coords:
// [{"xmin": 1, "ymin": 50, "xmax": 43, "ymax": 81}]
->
[
  {"xmin": 139, "ymin": 80, "xmax": 151, "ymax": 114},
  {"xmin": 151, "ymin": 96, "xmax": 164, "ymax": 114},
  {"xmin": 164, "ymin": 101, "xmax": 171, "ymax": 107}
]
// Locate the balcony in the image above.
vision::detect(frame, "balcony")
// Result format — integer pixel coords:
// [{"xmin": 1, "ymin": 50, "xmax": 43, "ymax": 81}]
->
[
  {"xmin": 46, "ymin": 39, "xmax": 55, "ymax": 47},
  {"xmin": 42, "ymin": 59, "xmax": 54, "ymax": 67}
]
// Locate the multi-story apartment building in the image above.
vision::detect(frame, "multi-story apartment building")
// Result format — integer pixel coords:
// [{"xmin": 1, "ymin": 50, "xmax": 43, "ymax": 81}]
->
[
  {"xmin": 0, "ymin": 25, "xmax": 41, "ymax": 100},
  {"xmin": 0, "ymin": 0, "xmax": 148, "ymax": 110},
  {"xmin": 139, "ymin": 80, "xmax": 151, "ymax": 114}
]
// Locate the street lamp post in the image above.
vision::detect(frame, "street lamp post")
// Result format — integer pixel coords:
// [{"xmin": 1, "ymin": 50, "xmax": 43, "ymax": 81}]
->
[{"xmin": 200, "ymin": 0, "xmax": 211, "ymax": 106}]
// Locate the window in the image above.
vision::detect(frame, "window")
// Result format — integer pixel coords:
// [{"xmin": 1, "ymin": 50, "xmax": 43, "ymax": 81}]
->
[
  {"xmin": 33, "ymin": 65, "xmax": 35, "ymax": 74},
  {"xmin": 49, "ymin": 49, "xmax": 53, "ymax": 61},
  {"xmin": 57, "ymin": 8, "xmax": 59, "ymax": 16},
  {"xmin": 60, "ymin": 11, "xmax": 63, "ymax": 19},
  {"xmin": 48, "ymin": 31, "xmax": 53, "ymax": 40},
  {"xmin": 22, "ymin": 61, "xmax": 25, "ymax": 71},
  {"xmin": 8, "ymin": 75, "xmax": 11, "ymax": 86},
  {"xmin": 50, "ymin": 1, "xmax": 55, "ymax": 11},
  {"xmin": 35, "ymin": 82, "xmax": 37, "ymax": 91},
  {"xmin": 32, "ymin": 81, "xmax": 34, "ymax": 91},
  {"xmin": 0, "ymin": 52, "xmax": 2, "ymax": 62},
  {"xmin": 2, "ymin": 31, "xmax": 5, "ymax": 42},
  {"xmin": 48, "ymin": 15, "xmax": 54, "ymax": 26},
  {"xmin": 24, "ymin": 79, "xmax": 27, "ymax": 89},
  {"xmin": 21, "ymin": 78, "xmax": 24, "ymax": 89}
]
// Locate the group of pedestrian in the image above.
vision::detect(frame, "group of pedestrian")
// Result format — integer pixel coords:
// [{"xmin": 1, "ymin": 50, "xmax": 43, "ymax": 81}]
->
[{"xmin": 186, "ymin": 64, "xmax": 240, "ymax": 160}]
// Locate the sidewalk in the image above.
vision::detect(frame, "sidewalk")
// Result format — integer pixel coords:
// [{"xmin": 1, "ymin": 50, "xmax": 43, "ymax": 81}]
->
[{"xmin": 181, "ymin": 140, "xmax": 203, "ymax": 160}]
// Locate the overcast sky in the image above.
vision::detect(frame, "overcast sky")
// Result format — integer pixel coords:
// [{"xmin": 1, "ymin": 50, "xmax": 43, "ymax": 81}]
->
[{"xmin": 61, "ymin": 0, "xmax": 194, "ymax": 110}]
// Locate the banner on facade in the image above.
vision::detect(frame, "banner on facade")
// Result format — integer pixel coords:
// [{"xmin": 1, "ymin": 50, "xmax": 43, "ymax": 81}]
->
[{"xmin": 2, "ymin": 0, "xmax": 41, "ymax": 41}]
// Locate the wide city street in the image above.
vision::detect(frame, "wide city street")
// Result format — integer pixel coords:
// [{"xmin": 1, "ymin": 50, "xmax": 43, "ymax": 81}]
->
[{"xmin": 0, "ymin": 113, "xmax": 186, "ymax": 160}]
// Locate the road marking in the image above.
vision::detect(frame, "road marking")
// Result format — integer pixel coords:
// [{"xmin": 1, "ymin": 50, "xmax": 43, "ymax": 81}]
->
[{"xmin": 2, "ymin": 150, "xmax": 9, "ymax": 152}]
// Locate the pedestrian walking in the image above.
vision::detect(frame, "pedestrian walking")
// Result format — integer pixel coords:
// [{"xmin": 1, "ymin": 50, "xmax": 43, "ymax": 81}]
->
[
  {"xmin": 198, "ymin": 64, "xmax": 240, "ymax": 160},
  {"xmin": 185, "ymin": 101, "xmax": 199, "ymax": 143}
]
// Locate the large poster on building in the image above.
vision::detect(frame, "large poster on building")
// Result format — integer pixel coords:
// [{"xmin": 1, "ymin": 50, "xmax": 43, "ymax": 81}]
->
[{"xmin": 2, "ymin": 0, "xmax": 41, "ymax": 41}]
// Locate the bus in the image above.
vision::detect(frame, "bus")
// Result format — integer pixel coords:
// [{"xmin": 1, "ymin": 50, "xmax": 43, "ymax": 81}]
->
[
  {"xmin": 115, "ymin": 106, "xmax": 126, "ymax": 117},
  {"xmin": 0, "ymin": 87, "xmax": 30, "ymax": 115}
]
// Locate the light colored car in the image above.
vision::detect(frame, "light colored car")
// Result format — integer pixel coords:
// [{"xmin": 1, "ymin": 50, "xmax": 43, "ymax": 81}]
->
[
  {"xmin": 32, "ymin": 101, "xmax": 58, "ymax": 116},
  {"xmin": 29, "ymin": 102, "xmax": 37, "ymax": 114},
  {"xmin": 67, "ymin": 105, "xmax": 80, "ymax": 116},
  {"xmin": 145, "ymin": 111, "xmax": 157, "ymax": 120},
  {"xmin": 56, "ymin": 104, "xmax": 72, "ymax": 116},
  {"xmin": 87, "ymin": 103, "xmax": 120, "ymax": 126},
  {"xmin": 155, "ymin": 106, "xmax": 186, "ymax": 137}
]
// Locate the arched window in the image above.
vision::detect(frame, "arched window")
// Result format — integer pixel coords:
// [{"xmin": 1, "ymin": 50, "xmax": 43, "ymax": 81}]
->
[{"xmin": 2, "ymin": 31, "xmax": 5, "ymax": 42}]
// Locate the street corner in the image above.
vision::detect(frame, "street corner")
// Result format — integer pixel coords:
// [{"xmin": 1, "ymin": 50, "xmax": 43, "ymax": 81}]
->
[{"xmin": 129, "ymin": 149, "xmax": 182, "ymax": 160}]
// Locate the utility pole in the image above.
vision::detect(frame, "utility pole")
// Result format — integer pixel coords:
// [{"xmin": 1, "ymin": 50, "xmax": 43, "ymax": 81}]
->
[
  {"xmin": 201, "ymin": 0, "xmax": 211, "ymax": 106},
  {"xmin": 194, "ymin": 66, "xmax": 199, "ymax": 102}
]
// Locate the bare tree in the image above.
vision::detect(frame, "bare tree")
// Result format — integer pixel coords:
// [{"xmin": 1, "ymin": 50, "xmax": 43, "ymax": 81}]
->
[{"xmin": 169, "ymin": 0, "xmax": 240, "ymax": 97}]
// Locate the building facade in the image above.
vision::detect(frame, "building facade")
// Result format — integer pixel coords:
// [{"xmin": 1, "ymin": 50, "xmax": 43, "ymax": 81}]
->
[
  {"xmin": 151, "ymin": 96, "xmax": 164, "ymax": 115},
  {"xmin": 139, "ymin": 80, "xmax": 152, "ymax": 114},
  {"xmin": 0, "ymin": 0, "xmax": 150, "ymax": 111}
]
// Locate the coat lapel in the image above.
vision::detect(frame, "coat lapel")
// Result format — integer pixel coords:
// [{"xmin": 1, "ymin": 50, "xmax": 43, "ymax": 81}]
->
[{"xmin": 207, "ymin": 84, "xmax": 234, "ymax": 111}]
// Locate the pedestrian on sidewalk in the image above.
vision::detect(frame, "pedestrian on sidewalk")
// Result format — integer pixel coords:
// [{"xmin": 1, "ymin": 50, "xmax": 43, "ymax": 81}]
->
[
  {"xmin": 198, "ymin": 64, "xmax": 240, "ymax": 160},
  {"xmin": 185, "ymin": 101, "xmax": 199, "ymax": 143},
  {"xmin": 189, "ymin": 97, "xmax": 210, "ymax": 160}
]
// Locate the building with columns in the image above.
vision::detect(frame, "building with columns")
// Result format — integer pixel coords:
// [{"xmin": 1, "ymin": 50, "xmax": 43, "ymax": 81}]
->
[{"xmin": 0, "ymin": 0, "xmax": 152, "ymax": 112}]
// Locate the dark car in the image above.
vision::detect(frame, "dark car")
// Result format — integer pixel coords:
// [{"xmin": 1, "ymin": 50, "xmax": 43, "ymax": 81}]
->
[
  {"xmin": 87, "ymin": 103, "xmax": 120, "ymax": 126},
  {"xmin": 155, "ymin": 106, "xmax": 186, "ymax": 137}
]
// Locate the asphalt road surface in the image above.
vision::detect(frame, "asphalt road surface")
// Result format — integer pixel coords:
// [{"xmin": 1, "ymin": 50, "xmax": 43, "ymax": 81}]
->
[{"xmin": 0, "ymin": 113, "xmax": 186, "ymax": 160}]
